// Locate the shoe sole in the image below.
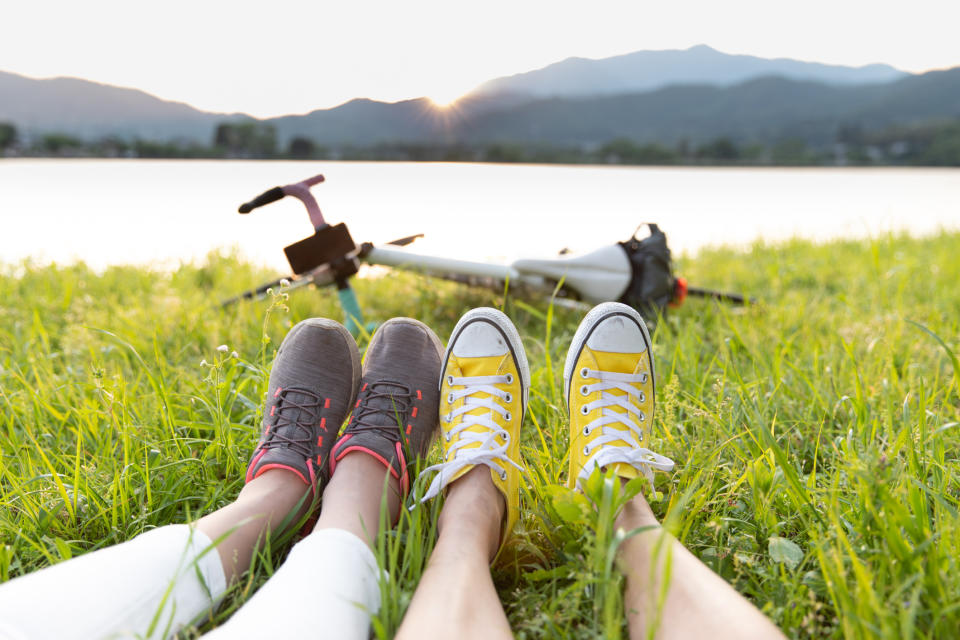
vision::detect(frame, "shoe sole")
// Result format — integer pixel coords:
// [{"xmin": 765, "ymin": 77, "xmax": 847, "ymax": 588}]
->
[
  {"xmin": 441, "ymin": 307, "xmax": 531, "ymax": 420},
  {"xmin": 562, "ymin": 302, "xmax": 655, "ymax": 408}
]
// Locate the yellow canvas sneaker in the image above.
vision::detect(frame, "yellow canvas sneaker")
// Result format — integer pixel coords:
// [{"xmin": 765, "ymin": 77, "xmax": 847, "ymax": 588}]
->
[
  {"xmin": 564, "ymin": 302, "xmax": 674, "ymax": 491},
  {"xmin": 418, "ymin": 307, "xmax": 529, "ymax": 554}
]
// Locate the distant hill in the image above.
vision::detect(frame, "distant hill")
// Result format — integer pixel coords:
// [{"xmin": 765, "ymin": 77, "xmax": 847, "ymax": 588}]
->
[
  {"xmin": 0, "ymin": 70, "xmax": 249, "ymax": 140},
  {"xmin": 264, "ymin": 68, "xmax": 960, "ymax": 148},
  {"xmin": 266, "ymin": 92, "xmax": 523, "ymax": 146},
  {"xmin": 470, "ymin": 45, "xmax": 908, "ymax": 99}
]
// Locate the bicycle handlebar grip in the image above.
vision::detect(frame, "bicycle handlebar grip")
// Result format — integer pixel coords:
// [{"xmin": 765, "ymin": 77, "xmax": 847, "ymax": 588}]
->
[{"xmin": 238, "ymin": 186, "xmax": 285, "ymax": 213}]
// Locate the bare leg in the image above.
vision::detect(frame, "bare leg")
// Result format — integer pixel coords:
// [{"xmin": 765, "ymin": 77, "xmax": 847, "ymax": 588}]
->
[
  {"xmin": 196, "ymin": 469, "xmax": 313, "ymax": 584},
  {"xmin": 618, "ymin": 493, "xmax": 786, "ymax": 640},
  {"xmin": 314, "ymin": 452, "xmax": 401, "ymax": 545},
  {"xmin": 196, "ymin": 450, "xmax": 401, "ymax": 586},
  {"xmin": 396, "ymin": 467, "xmax": 512, "ymax": 640}
]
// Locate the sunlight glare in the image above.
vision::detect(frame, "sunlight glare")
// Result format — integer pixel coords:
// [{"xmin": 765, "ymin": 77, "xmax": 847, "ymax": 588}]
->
[{"xmin": 428, "ymin": 92, "xmax": 462, "ymax": 109}]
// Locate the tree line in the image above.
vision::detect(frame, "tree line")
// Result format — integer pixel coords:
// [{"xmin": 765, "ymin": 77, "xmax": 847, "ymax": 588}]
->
[{"xmin": 4, "ymin": 119, "xmax": 960, "ymax": 166}]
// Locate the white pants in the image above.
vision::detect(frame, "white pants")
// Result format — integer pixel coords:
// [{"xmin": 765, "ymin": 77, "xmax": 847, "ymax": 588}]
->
[{"xmin": 0, "ymin": 525, "xmax": 380, "ymax": 640}]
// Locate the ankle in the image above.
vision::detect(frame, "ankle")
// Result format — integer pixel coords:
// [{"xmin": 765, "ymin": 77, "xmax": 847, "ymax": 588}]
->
[
  {"xmin": 615, "ymin": 491, "xmax": 660, "ymax": 532},
  {"xmin": 238, "ymin": 469, "xmax": 312, "ymax": 512},
  {"xmin": 315, "ymin": 452, "xmax": 402, "ymax": 542},
  {"xmin": 438, "ymin": 466, "xmax": 504, "ymax": 560},
  {"xmin": 336, "ymin": 450, "xmax": 402, "ymax": 496}
]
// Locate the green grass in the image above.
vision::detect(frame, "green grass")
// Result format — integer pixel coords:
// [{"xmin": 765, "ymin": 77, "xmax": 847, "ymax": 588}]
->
[{"xmin": 1, "ymin": 231, "xmax": 959, "ymax": 639}]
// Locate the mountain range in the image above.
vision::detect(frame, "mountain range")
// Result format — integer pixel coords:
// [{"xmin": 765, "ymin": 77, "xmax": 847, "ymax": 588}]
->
[
  {"xmin": 471, "ymin": 45, "xmax": 906, "ymax": 98},
  {"xmin": 2, "ymin": 45, "xmax": 958, "ymax": 149}
]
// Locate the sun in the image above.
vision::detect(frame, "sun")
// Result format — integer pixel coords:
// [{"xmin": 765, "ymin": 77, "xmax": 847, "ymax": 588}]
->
[{"xmin": 428, "ymin": 92, "xmax": 463, "ymax": 109}]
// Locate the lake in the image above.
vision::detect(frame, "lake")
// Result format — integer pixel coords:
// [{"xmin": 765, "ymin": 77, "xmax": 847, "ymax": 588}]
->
[{"xmin": 1, "ymin": 159, "xmax": 958, "ymax": 272}]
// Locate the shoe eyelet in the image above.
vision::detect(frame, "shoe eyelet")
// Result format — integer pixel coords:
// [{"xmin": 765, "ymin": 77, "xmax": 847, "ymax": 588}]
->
[
  {"xmin": 639, "ymin": 391, "xmax": 646, "ymax": 403},
  {"xmin": 639, "ymin": 411, "xmax": 646, "ymax": 421},
  {"xmin": 444, "ymin": 432, "xmax": 451, "ymax": 442},
  {"xmin": 500, "ymin": 430, "xmax": 509, "ymax": 439},
  {"xmin": 579, "ymin": 385, "xmax": 589, "ymax": 396},
  {"xmin": 505, "ymin": 412, "xmax": 512, "ymax": 422},
  {"xmin": 583, "ymin": 445, "xmax": 590, "ymax": 455},
  {"xmin": 444, "ymin": 413, "xmax": 452, "ymax": 422},
  {"xmin": 505, "ymin": 392, "xmax": 513, "ymax": 403},
  {"xmin": 447, "ymin": 392, "xmax": 454, "ymax": 404},
  {"xmin": 447, "ymin": 375, "xmax": 454, "ymax": 386},
  {"xmin": 640, "ymin": 372, "xmax": 649, "ymax": 383},
  {"xmin": 580, "ymin": 405, "xmax": 590, "ymax": 416},
  {"xmin": 582, "ymin": 426, "xmax": 590, "ymax": 436},
  {"xmin": 580, "ymin": 367, "xmax": 589, "ymax": 378},
  {"xmin": 505, "ymin": 373, "xmax": 514, "ymax": 384},
  {"xmin": 499, "ymin": 470, "xmax": 507, "ymax": 481}
]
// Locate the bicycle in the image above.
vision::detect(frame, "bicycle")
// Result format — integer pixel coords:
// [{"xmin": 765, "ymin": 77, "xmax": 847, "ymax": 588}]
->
[{"xmin": 224, "ymin": 174, "xmax": 750, "ymax": 335}]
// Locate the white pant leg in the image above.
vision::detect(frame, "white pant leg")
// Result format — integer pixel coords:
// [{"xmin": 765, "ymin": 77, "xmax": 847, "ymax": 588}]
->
[
  {"xmin": 0, "ymin": 524, "xmax": 226, "ymax": 640},
  {"xmin": 201, "ymin": 528, "xmax": 381, "ymax": 640}
]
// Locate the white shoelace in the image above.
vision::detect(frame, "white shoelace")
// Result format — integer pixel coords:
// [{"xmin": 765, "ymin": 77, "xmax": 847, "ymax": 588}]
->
[
  {"xmin": 575, "ymin": 368, "xmax": 675, "ymax": 490},
  {"xmin": 417, "ymin": 374, "xmax": 523, "ymax": 503}
]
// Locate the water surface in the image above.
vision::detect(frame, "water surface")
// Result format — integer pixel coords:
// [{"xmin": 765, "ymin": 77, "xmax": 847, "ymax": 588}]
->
[{"xmin": 1, "ymin": 160, "xmax": 957, "ymax": 271}]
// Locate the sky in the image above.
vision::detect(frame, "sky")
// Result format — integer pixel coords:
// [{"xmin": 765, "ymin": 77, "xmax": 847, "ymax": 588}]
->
[{"xmin": 3, "ymin": 0, "xmax": 960, "ymax": 118}]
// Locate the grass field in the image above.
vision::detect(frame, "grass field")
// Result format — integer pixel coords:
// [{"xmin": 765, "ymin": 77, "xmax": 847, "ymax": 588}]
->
[{"xmin": 1, "ymin": 231, "xmax": 958, "ymax": 639}]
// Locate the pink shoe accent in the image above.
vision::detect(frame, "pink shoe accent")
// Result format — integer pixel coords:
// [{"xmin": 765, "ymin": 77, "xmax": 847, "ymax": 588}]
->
[
  {"xmin": 253, "ymin": 462, "xmax": 308, "ymax": 485},
  {"xmin": 270, "ymin": 405, "xmax": 275, "ymax": 417},
  {"xmin": 320, "ymin": 417, "xmax": 327, "ymax": 430},
  {"xmin": 246, "ymin": 449, "xmax": 268, "ymax": 483},
  {"xmin": 411, "ymin": 407, "xmax": 418, "ymax": 418},
  {"xmin": 328, "ymin": 434, "xmax": 352, "ymax": 476},
  {"xmin": 324, "ymin": 397, "xmax": 331, "ymax": 409},
  {"xmin": 395, "ymin": 441, "xmax": 410, "ymax": 496},
  {"xmin": 274, "ymin": 387, "xmax": 282, "ymax": 398},
  {"xmin": 416, "ymin": 389, "xmax": 422, "ymax": 400},
  {"xmin": 330, "ymin": 438, "xmax": 410, "ymax": 497},
  {"xmin": 317, "ymin": 435, "xmax": 324, "ymax": 447},
  {"xmin": 335, "ymin": 444, "xmax": 400, "ymax": 481}
]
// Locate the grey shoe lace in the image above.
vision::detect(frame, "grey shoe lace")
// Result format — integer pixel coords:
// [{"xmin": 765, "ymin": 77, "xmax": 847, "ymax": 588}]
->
[
  {"xmin": 349, "ymin": 381, "xmax": 414, "ymax": 444},
  {"xmin": 264, "ymin": 387, "xmax": 325, "ymax": 458}
]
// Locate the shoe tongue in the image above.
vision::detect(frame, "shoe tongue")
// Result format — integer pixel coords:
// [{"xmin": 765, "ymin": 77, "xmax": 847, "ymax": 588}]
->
[
  {"xmin": 590, "ymin": 349, "xmax": 643, "ymax": 374},
  {"xmin": 359, "ymin": 381, "xmax": 409, "ymax": 426}
]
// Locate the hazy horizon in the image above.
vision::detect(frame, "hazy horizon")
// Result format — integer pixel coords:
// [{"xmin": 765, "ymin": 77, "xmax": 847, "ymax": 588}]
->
[
  {"xmin": 4, "ymin": 0, "xmax": 959, "ymax": 118},
  {"xmin": 2, "ymin": 43, "xmax": 933, "ymax": 120}
]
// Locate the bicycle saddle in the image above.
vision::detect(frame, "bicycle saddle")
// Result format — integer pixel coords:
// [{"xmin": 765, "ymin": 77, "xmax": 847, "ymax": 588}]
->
[{"xmin": 512, "ymin": 243, "xmax": 631, "ymax": 304}]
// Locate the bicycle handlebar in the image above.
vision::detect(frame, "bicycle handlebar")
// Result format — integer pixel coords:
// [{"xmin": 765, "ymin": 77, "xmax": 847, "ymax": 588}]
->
[
  {"xmin": 237, "ymin": 174, "xmax": 327, "ymax": 230},
  {"xmin": 238, "ymin": 186, "xmax": 285, "ymax": 213}
]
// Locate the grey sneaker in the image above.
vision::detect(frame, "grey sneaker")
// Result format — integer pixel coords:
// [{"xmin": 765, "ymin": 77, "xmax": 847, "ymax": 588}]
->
[
  {"xmin": 330, "ymin": 318, "xmax": 444, "ymax": 496},
  {"xmin": 246, "ymin": 318, "xmax": 361, "ymax": 492}
]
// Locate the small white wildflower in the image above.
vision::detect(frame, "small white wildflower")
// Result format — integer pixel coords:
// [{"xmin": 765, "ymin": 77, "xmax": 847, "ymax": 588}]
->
[
  {"xmin": 200, "ymin": 359, "xmax": 208, "ymax": 367},
  {"xmin": 280, "ymin": 278, "xmax": 291, "ymax": 287},
  {"xmin": 217, "ymin": 344, "xmax": 229, "ymax": 353},
  {"xmin": 231, "ymin": 351, "xmax": 239, "ymax": 358}
]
